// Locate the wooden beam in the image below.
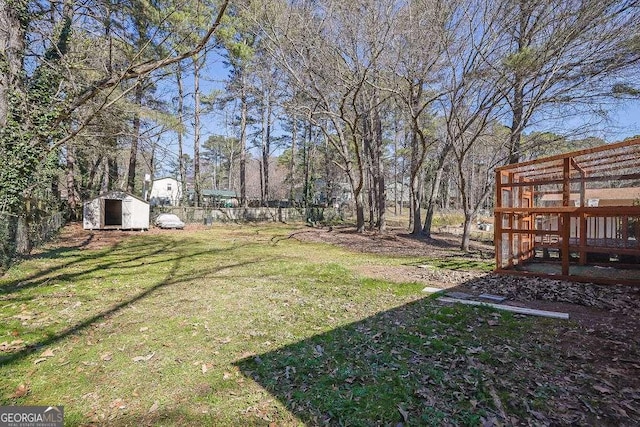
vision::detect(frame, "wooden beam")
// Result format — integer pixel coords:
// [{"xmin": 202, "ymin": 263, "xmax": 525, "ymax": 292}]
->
[
  {"xmin": 494, "ymin": 206, "xmax": 640, "ymax": 215},
  {"xmin": 501, "ymin": 173, "xmax": 640, "ymax": 188},
  {"xmin": 437, "ymin": 297, "xmax": 570, "ymax": 319},
  {"xmin": 496, "ymin": 138, "xmax": 640, "ymax": 172},
  {"xmin": 495, "ymin": 207, "xmax": 579, "ymax": 214}
]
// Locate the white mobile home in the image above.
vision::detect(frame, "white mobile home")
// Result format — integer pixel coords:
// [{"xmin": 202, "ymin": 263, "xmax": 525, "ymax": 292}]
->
[{"xmin": 83, "ymin": 191, "xmax": 150, "ymax": 230}]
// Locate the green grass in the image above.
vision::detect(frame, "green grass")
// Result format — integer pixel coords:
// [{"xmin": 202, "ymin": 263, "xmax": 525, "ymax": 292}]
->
[{"xmin": 0, "ymin": 224, "xmax": 632, "ymax": 425}]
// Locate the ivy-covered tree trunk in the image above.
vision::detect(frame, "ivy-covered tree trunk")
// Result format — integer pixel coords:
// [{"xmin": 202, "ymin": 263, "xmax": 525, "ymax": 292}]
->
[
  {"xmin": 1, "ymin": 1, "xmax": 71, "ymax": 257},
  {"xmin": 0, "ymin": 0, "xmax": 27, "ymax": 129},
  {"xmin": 65, "ymin": 144, "xmax": 81, "ymax": 220}
]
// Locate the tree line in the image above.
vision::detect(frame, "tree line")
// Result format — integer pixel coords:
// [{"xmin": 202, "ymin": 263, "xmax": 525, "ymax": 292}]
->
[{"xmin": 1, "ymin": 0, "xmax": 639, "ymax": 253}]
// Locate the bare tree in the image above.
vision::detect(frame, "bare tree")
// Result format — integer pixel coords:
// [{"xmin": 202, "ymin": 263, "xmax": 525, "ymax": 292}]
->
[
  {"xmin": 260, "ymin": 0, "xmax": 397, "ymax": 232},
  {"xmin": 495, "ymin": 0, "xmax": 640, "ymax": 163}
]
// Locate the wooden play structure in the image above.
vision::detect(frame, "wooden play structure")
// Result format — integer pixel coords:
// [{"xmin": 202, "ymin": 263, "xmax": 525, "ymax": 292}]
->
[{"xmin": 494, "ymin": 138, "xmax": 640, "ymax": 285}]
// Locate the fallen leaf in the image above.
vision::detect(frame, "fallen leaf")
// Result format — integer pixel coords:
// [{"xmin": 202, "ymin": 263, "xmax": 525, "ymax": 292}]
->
[
  {"xmin": 612, "ymin": 404, "xmax": 628, "ymax": 418},
  {"xmin": 14, "ymin": 313, "xmax": 33, "ymax": 321},
  {"xmin": 593, "ymin": 384, "xmax": 613, "ymax": 394},
  {"xmin": 34, "ymin": 358, "xmax": 48, "ymax": 364},
  {"xmin": 10, "ymin": 384, "xmax": 29, "ymax": 398},
  {"xmin": 313, "ymin": 345, "xmax": 324, "ymax": 357},
  {"xmin": 223, "ymin": 372, "xmax": 232, "ymax": 380},
  {"xmin": 109, "ymin": 399, "xmax": 124, "ymax": 409},
  {"xmin": 148, "ymin": 401, "xmax": 159, "ymax": 413},
  {"xmin": 140, "ymin": 327, "xmax": 149, "ymax": 332},
  {"xmin": 467, "ymin": 346, "xmax": 483, "ymax": 355},
  {"xmin": 201, "ymin": 364, "xmax": 209, "ymax": 374},
  {"xmin": 101, "ymin": 352, "xmax": 113, "ymax": 361},
  {"xmin": 397, "ymin": 405, "xmax": 409, "ymax": 422},
  {"xmin": 40, "ymin": 348, "xmax": 55, "ymax": 358},
  {"xmin": 132, "ymin": 352, "xmax": 155, "ymax": 362},
  {"xmin": 482, "ymin": 417, "xmax": 496, "ymax": 427}
]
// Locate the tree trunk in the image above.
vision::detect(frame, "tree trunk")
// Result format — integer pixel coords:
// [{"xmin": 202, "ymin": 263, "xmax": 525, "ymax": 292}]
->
[
  {"xmin": 509, "ymin": 73, "xmax": 525, "ymax": 164},
  {"xmin": 193, "ymin": 54, "xmax": 202, "ymax": 207},
  {"xmin": 355, "ymin": 191, "xmax": 365, "ymax": 233},
  {"xmin": 176, "ymin": 65, "xmax": 187, "ymax": 205},
  {"xmin": 460, "ymin": 211, "xmax": 473, "ymax": 252},
  {"xmin": 363, "ymin": 114, "xmax": 375, "ymax": 228},
  {"xmin": 126, "ymin": 82, "xmax": 143, "ymax": 193},
  {"xmin": 302, "ymin": 122, "xmax": 311, "ymax": 207},
  {"xmin": 423, "ymin": 143, "xmax": 452, "ymax": 237},
  {"xmin": 239, "ymin": 76, "xmax": 248, "ymax": 208},
  {"xmin": 410, "ymin": 129, "xmax": 423, "ymax": 235},
  {"xmin": 393, "ymin": 124, "xmax": 399, "ymax": 216},
  {"xmin": 289, "ymin": 116, "xmax": 297, "ymax": 203},
  {"xmin": 261, "ymin": 90, "xmax": 272, "ymax": 206},
  {"xmin": 65, "ymin": 144, "xmax": 80, "ymax": 220},
  {"xmin": 108, "ymin": 149, "xmax": 118, "ymax": 191},
  {"xmin": 373, "ymin": 104, "xmax": 385, "ymax": 232},
  {"xmin": 323, "ymin": 131, "xmax": 333, "ymax": 207}
]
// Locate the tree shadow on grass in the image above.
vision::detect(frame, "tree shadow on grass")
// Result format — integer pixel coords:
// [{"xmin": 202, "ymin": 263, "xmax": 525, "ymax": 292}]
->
[
  {"xmin": 1, "ymin": 236, "xmax": 180, "ymax": 296},
  {"xmin": 233, "ymin": 295, "xmax": 519, "ymax": 427},
  {"xmin": 0, "ymin": 237, "xmax": 267, "ymax": 368},
  {"xmin": 233, "ymin": 276, "xmax": 640, "ymax": 426}
]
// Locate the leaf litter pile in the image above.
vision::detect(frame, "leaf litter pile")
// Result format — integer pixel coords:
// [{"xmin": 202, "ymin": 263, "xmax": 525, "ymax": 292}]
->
[{"xmin": 0, "ymin": 223, "xmax": 638, "ymax": 426}]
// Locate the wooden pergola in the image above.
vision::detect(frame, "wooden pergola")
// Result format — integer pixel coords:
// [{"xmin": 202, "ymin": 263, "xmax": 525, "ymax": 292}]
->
[{"xmin": 494, "ymin": 138, "xmax": 640, "ymax": 285}]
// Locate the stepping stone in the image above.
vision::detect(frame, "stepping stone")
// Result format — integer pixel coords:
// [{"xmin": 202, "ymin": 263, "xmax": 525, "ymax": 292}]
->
[
  {"xmin": 422, "ymin": 287, "xmax": 444, "ymax": 294},
  {"xmin": 479, "ymin": 293, "xmax": 507, "ymax": 302}
]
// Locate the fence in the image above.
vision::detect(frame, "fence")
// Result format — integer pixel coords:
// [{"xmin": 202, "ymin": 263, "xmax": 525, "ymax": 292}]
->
[
  {"xmin": 154, "ymin": 206, "xmax": 347, "ymax": 225},
  {"xmin": 0, "ymin": 211, "xmax": 65, "ymax": 270}
]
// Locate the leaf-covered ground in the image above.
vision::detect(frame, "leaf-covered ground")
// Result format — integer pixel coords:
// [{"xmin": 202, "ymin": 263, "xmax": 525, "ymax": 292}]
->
[{"xmin": 1, "ymin": 223, "xmax": 638, "ymax": 426}]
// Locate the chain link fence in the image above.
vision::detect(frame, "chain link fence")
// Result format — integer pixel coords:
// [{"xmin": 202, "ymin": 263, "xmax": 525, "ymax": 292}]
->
[{"xmin": 0, "ymin": 211, "xmax": 65, "ymax": 271}]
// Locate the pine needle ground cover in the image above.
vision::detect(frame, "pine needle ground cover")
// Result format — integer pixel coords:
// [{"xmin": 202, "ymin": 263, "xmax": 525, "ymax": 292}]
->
[{"xmin": 1, "ymin": 224, "xmax": 638, "ymax": 426}]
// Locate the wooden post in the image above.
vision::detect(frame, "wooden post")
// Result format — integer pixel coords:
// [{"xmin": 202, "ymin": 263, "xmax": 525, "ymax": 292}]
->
[
  {"xmin": 562, "ymin": 158, "xmax": 571, "ymax": 276},
  {"xmin": 507, "ymin": 173, "xmax": 515, "ymax": 267},
  {"xmin": 579, "ymin": 211, "xmax": 587, "ymax": 265},
  {"xmin": 495, "ymin": 170, "xmax": 502, "ymax": 270}
]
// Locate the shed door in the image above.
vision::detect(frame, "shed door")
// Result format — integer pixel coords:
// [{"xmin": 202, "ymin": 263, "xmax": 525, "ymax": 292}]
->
[{"xmin": 122, "ymin": 199, "xmax": 133, "ymax": 229}]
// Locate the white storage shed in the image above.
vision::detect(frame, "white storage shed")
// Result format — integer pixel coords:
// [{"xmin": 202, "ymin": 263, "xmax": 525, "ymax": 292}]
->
[{"xmin": 83, "ymin": 191, "xmax": 150, "ymax": 230}]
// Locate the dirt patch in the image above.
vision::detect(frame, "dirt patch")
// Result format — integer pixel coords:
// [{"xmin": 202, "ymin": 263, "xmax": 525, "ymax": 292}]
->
[
  {"xmin": 33, "ymin": 222, "xmax": 204, "ymax": 252},
  {"xmin": 292, "ymin": 225, "xmax": 494, "ymax": 258}
]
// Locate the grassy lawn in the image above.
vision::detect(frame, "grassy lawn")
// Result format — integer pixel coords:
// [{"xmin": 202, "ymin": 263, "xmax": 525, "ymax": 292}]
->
[{"xmin": 0, "ymin": 224, "xmax": 631, "ymax": 425}]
